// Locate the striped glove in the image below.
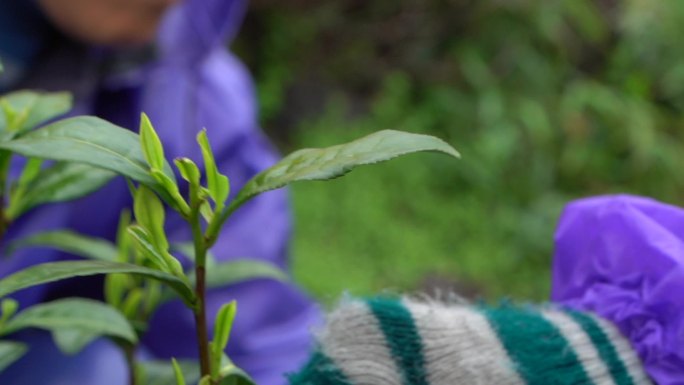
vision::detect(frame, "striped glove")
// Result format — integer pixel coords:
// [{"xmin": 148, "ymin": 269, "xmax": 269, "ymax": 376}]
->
[{"xmin": 289, "ymin": 297, "xmax": 652, "ymax": 385}]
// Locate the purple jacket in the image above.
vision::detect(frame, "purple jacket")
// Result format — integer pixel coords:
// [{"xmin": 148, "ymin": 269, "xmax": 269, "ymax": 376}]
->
[{"xmin": 0, "ymin": 1, "xmax": 320, "ymax": 384}]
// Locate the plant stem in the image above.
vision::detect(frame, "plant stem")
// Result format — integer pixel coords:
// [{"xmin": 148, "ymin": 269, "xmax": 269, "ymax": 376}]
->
[
  {"xmin": 124, "ymin": 344, "xmax": 137, "ymax": 385},
  {"xmin": 190, "ymin": 191, "xmax": 211, "ymax": 379}
]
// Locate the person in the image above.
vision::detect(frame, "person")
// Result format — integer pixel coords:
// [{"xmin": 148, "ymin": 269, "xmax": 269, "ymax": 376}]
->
[{"xmin": 0, "ymin": 1, "xmax": 321, "ymax": 384}]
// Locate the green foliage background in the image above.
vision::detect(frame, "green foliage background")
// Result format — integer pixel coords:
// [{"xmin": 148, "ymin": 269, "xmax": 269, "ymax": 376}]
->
[{"xmin": 234, "ymin": 0, "xmax": 684, "ymax": 303}]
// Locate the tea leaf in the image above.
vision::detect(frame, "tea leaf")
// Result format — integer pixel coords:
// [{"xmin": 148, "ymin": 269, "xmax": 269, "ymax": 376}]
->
[
  {"xmin": 139, "ymin": 113, "xmax": 165, "ymax": 170},
  {"xmin": 134, "ymin": 186, "xmax": 169, "ymax": 251},
  {"xmin": 8, "ymin": 230, "xmax": 118, "ymax": 261},
  {"xmin": 211, "ymin": 301, "xmax": 237, "ymax": 380},
  {"xmin": 6, "ymin": 162, "xmax": 115, "ymax": 219},
  {"xmin": 0, "ymin": 260, "xmax": 195, "ymax": 306},
  {"xmin": 139, "ymin": 360, "xmax": 200, "ymax": 385},
  {"xmin": 197, "ymin": 130, "xmax": 229, "ymax": 211},
  {"xmin": 52, "ymin": 329, "xmax": 100, "ymax": 355},
  {"xmin": 191, "ymin": 260, "xmax": 288, "ymax": 288},
  {"xmin": 172, "ymin": 358, "xmax": 187, "ymax": 385},
  {"xmin": 175, "ymin": 157, "xmax": 201, "ymax": 187},
  {"xmin": 0, "ymin": 299, "xmax": 18, "ymax": 324},
  {"xmin": 209, "ymin": 130, "xmax": 459, "ymax": 240},
  {"xmin": 0, "ymin": 341, "xmax": 27, "ymax": 372},
  {"xmin": 1, "ymin": 298, "xmax": 136, "ymax": 344},
  {"xmin": 128, "ymin": 225, "xmax": 184, "ymax": 278},
  {"xmin": 0, "ymin": 116, "xmax": 176, "ymax": 202},
  {"xmin": 0, "ymin": 91, "xmax": 71, "ymax": 137}
]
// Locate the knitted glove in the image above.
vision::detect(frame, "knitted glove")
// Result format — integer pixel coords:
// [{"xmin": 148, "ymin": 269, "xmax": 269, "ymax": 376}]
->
[{"xmin": 289, "ymin": 297, "xmax": 652, "ymax": 385}]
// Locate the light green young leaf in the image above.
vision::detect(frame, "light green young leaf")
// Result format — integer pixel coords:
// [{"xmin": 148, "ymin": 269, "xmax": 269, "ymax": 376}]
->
[
  {"xmin": 204, "ymin": 358, "xmax": 255, "ymax": 385},
  {"xmin": 0, "ymin": 260, "xmax": 195, "ymax": 307},
  {"xmin": 105, "ymin": 273, "xmax": 130, "ymax": 309},
  {"xmin": 1, "ymin": 298, "xmax": 137, "ymax": 344},
  {"xmin": 0, "ymin": 116, "xmax": 177, "ymax": 202},
  {"xmin": 197, "ymin": 130, "xmax": 230, "ymax": 211},
  {"xmin": 128, "ymin": 225, "xmax": 184, "ymax": 278},
  {"xmin": 207, "ymin": 130, "xmax": 459, "ymax": 242},
  {"xmin": 211, "ymin": 301, "xmax": 237, "ymax": 380},
  {"xmin": 140, "ymin": 113, "xmax": 165, "ymax": 170},
  {"xmin": 8, "ymin": 230, "xmax": 118, "ymax": 261},
  {"xmin": 52, "ymin": 329, "xmax": 100, "ymax": 355},
  {"xmin": 6, "ymin": 162, "xmax": 115, "ymax": 219},
  {"xmin": 138, "ymin": 360, "xmax": 200, "ymax": 385},
  {"xmin": 14, "ymin": 157, "xmax": 43, "ymax": 189},
  {"xmin": 171, "ymin": 358, "xmax": 187, "ymax": 385},
  {"xmin": 151, "ymin": 168, "xmax": 190, "ymax": 216},
  {"xmin": 121, "ymin": 288, "xmax": 145, "ymax": 319},
  {"xmin": 174, "ymin": 157, "xmax": 201, "ymax": 187},
  {"xmin": 0, "ymin": 299, "xmax": 18, "ymax": 325},
  {"xmin": 0, "ymin": 341, "xmax": 28, "ymax": 372},
  {"xmin": 0, "ymin": 91, "xmax": 71, "ymax": 137},
  {"xmin": 134, "ymin": 185, "xmax": 169, "ymax": 251}
]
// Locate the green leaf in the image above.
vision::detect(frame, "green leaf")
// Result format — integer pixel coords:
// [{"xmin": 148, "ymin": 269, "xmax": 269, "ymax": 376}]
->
[
  {"xmin": 6, "ymin": 162, "xmax": 115, "ymax": 219},
  {"xmin": 236, "ymin": 130, "xmax": 458, "ymax": 204},
  {"xmin": 14, "ymin": 157, "xmax": 43, "ymax": 189},
  {"xmin": 52, "ymin": 329, "xmax": 100, "ymax": 355},
  {"xmin": 127, "ymin": 225, "xmax": 184, "ymax": 278},
  {"xmin": 197, "ymin": 130, "xmax": 230, "ymax": 211},
  {"xmin": 0, "ymin": 260, "xmax": 195, "ymax": 307},
  {"xmin": 199, "ymin": 359, "xmax": 255, "ymax": 385},
  {"xmin": 0, "ymin": 91, "xmax": 71, "ymax": 136},
  {"xmin": 174, "ymin": 157, "xmax": 201, "ymax": 187},
  {"xmin": 0, "ymin": 341, "xmax": 28, "ymax": 372},
  {"xmin": 0, "ymin": 116, "xmax": 176, "ymax": 202},
  {"xmin": 139, "ymin": 113, "xmax": 165, "ymax": 170},
  {"xmin": 0, "ymin": 299, "xmax": 18, "ymax": 324},
  {"xmin": 208, "ymin": 130, "xmax": 459, "ymax": 241},
  {"xmin": 150, "ymin": 168, "xmax": 190, "ymax": 216},
  {"xmin": 134, "ymin": 185, "xmax": 169, "ymax": 251},
  {"xmin": 211, "ymin": 301, "xmax": 237, "ymax": 380},
  {"xmin": 171, "ymin": 358, "xmax": 187, "ymax": 385},
  {"xmin": 193, "ymin": 260, "xmax": 288, "ymax": 288},
  {"xmin": 1, "ymin": 298, "xmax": 136, "ymax": 345},
  {"xmin": 8, "ymin": 230, "xmax": 118, "ymax": 261},
  {"xmin": 138, "ymin": 360, "xmax": 200, "ymax": 385}
]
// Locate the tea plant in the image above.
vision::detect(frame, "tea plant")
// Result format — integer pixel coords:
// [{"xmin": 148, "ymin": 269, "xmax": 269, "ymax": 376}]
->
[{"xmin": 0, "ymin": 87, "xmax": 458, "ymax": 383}]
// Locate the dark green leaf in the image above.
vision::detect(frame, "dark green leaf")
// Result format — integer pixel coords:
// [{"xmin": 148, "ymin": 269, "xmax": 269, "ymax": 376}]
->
[
  {"xmin": 208, "ymin": 130, "xmax": 459, "ymax": 239},
  {"xmin": 8, "ymin": 230, "xmax": 117, "ymax": 261},
  {"xmin": 0, "ymin": 116, "xmax": 176, "ymax": 201},
  {"xmin": 52, "ymin": 329, "xmax": 100, "ymax": 355},
  {"xmin": 0, "ymin": 91, "xmax": 71, "ymax": 136},
  {"xmin": 1, "ymin": 298, "xmax": 136, "ymax": 344},
  {"xmin": 0, "ymin": 341, "xmax": 28, "ymax": 372},
  {"xmin": 235, "ymin": 130, "xmax": 458, "ymax": 204},
  {"xmin": 0, "ymin": 260, "xmax": 195, "ymax": 306},
  {"xmin": 191, "ymin": 260, "xmax": 288, "ymax": 288}
]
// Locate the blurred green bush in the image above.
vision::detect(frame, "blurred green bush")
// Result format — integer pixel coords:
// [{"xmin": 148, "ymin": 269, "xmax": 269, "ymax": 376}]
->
[{"xmin": 235, "ymin": 0, "xmax": 684, "ymax": 303}]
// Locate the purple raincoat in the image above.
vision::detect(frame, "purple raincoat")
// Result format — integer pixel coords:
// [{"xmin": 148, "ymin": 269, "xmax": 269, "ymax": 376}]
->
[
  {"xmin": 552, "ymin": 195, "xmax": 684, "ymax": 385},
  {"xmin": 0, "ymin": 1, "xmax": 320, "ymax": 384}
]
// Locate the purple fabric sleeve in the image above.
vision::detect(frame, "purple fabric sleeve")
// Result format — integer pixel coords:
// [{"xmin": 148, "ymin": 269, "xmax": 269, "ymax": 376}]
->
[
  {"xmin": 551, "ymin": 195, "xmax": 684, "ymax": 385},
  {"xmin": 0, "ymin": 1, "xmax": 321, "ymax": 384}
]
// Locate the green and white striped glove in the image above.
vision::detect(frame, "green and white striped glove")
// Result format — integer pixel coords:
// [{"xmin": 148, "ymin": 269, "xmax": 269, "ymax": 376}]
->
[{"xmin": 289, "ymin": 297, "xmax": 652, "ymax": 385}]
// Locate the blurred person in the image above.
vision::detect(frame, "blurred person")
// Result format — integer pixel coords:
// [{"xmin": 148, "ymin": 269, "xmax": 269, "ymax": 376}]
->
[{"xmin": 0, "ymin": 1, "xmax": 320, "ymax": 384}]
